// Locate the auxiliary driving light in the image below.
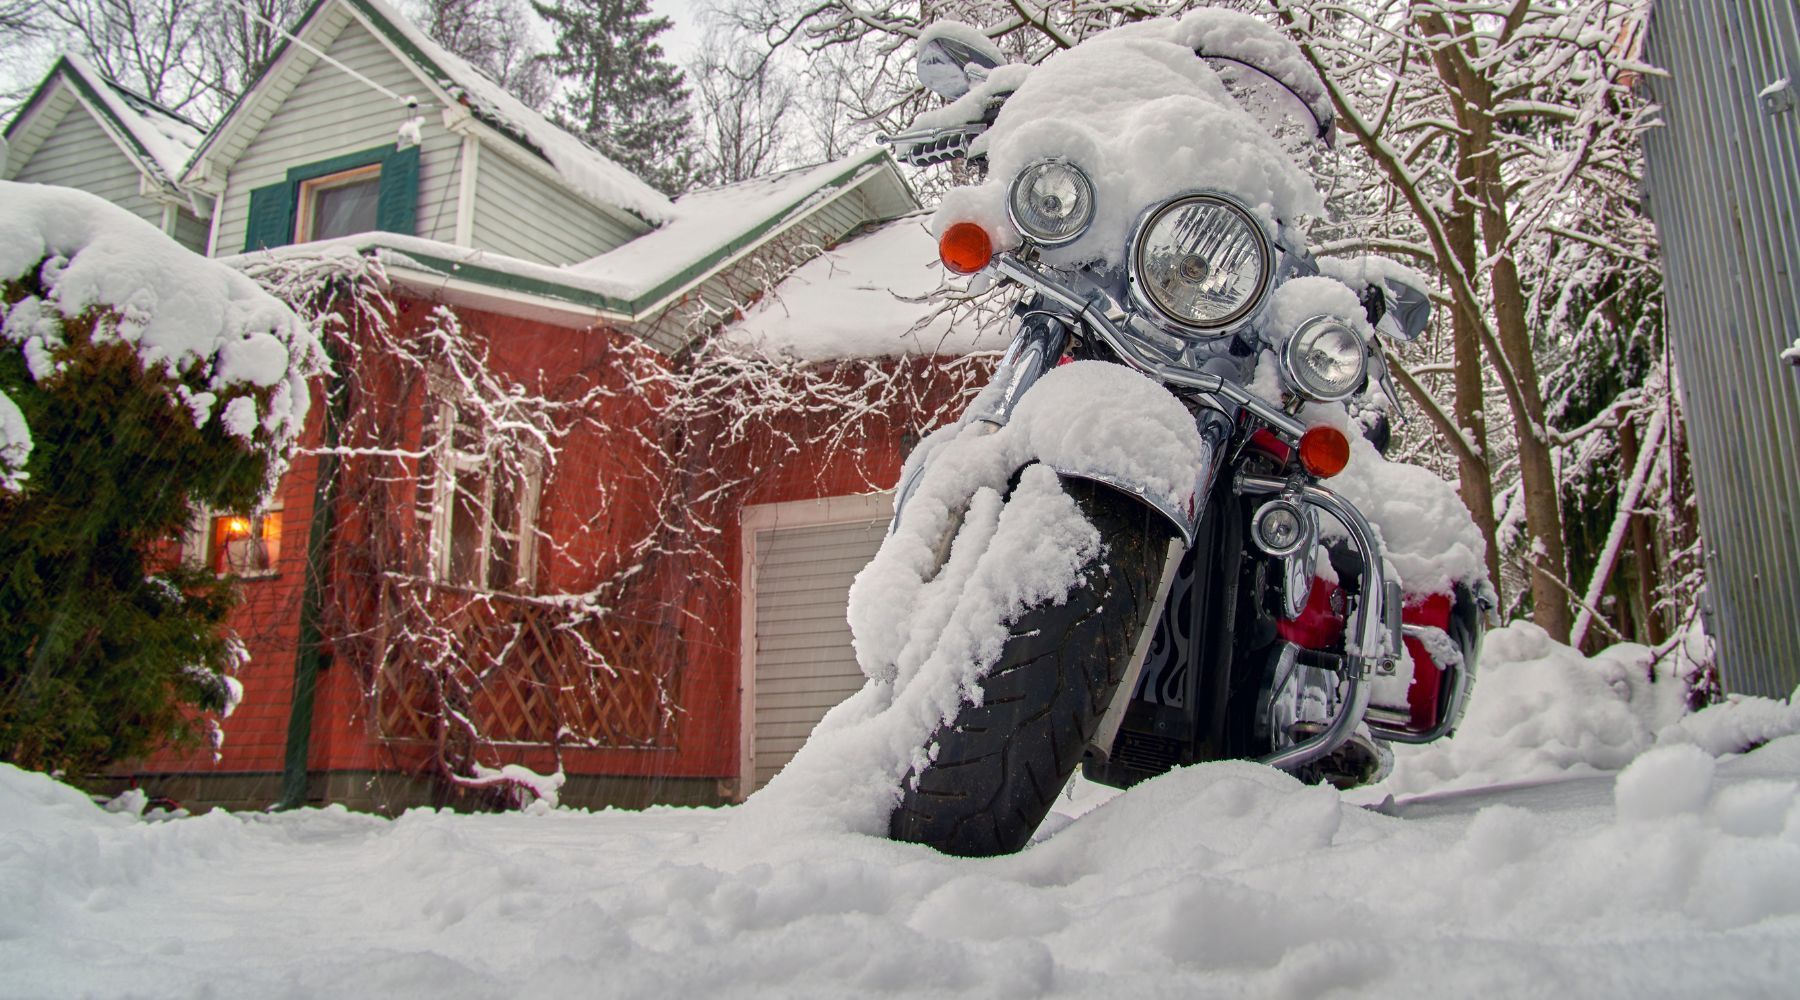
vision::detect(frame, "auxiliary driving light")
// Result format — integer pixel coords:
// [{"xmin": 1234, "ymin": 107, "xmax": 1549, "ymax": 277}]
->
[{"xmin": 1252, "ymin": 498, "xmax": 1309, "ymax": 558}]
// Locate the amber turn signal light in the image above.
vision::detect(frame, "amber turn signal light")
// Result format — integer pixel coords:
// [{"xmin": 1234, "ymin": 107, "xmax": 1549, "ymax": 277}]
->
[
  {"xmin": 1298, "ymin": 425, "xmax": 1351, "ymax": 478},
  {"xmin": 938, "ymin": 222, "xmax": 994, "ymax": 274}
]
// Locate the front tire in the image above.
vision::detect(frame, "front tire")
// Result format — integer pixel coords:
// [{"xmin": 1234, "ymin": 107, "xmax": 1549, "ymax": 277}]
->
[{"xmin": 887, "ymin": 477, "xmax": 1174, "ymax": 857}]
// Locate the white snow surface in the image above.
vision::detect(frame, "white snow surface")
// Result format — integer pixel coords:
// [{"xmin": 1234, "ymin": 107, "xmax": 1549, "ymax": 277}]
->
[
  {"xmin": 933, "ymin": 10, "xmax": 1325, "ymax": 266},
  {"xmin": 724, "ymin": 218, "xmax": 1010, "ymax": 360},
  {"xmin": 567, "ymin": 152, "xmax": 883, "ymax": 300},
  {"xmin": 0, "ymin": 183, "xmax": 321, "ymax": 455},
  {"xmin": 359, "ymin": 0, "xmax": 673, "ymax": 224},
  {"xmin": 5, "ymin": 629, "xmax": 1800, "ymax": 997},
  {"xmin": 0, "ymin": 386, "xmax": 28, "ymax": 491}
]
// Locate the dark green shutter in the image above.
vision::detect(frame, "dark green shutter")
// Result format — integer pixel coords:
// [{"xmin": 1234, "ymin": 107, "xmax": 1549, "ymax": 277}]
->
[
  {"xmin": 376, "ymin": 145, "xmax": 420, "ymax": 236},
  {"xmin": 244, "ymin": 181, "xmax": 296, "ymax": 251}
]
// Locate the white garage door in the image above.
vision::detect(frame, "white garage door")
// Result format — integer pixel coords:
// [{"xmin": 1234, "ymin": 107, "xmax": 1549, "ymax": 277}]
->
[{"xmin": 742, "ymin": 495, "xmax": 892, "ymax": 792}]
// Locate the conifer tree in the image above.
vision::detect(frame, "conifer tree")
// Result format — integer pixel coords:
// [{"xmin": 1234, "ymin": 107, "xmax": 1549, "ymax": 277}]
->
[{"xmin": 532, "ymin": 0, "xmax": 704, "ymax": 196}]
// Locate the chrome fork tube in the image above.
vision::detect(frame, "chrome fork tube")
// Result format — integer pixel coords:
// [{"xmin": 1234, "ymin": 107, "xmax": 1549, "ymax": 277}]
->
[
  {"xmin": 890, "ymin": 314, "xmax": 1068, "ymax": 529},
  {"xmin": 972, "ymin": 313, "xmax": 1068, "ymax": 429}
]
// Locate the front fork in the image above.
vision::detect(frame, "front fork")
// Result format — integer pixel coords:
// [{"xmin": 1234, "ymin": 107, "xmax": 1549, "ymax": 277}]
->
[{"xmin": 897, "ymin": 313, "xmax": 1405, "ymax": 772}]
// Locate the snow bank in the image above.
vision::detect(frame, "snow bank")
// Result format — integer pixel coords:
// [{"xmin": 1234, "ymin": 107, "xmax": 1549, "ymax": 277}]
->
[
  {"xmin": 724, "ymin": 219, "xmax": 1010, "ymax": 360},
  {"xmin": 0, "ymin": 182, "xmax": 322, "ymax": 465},
  {"xmin": 1373, "ymin": 622, "xmax": 1800, "ymax": 797},
  {"xmin": 7, "ymin": 727, "xmax": 1800, "ymax": 996},
  {"xmin": 934, "ymin": 9, "xmax": 1325, "ymax": 268},
  {"xmin": 737, "ymin": 361, "xmax": 1202, "ymax": 839}
]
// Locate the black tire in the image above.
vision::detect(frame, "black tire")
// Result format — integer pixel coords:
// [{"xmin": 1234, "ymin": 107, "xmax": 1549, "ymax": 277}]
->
[{"xmin": 887, "ymin": 476, "xmax": 1174, "ymax": 857}]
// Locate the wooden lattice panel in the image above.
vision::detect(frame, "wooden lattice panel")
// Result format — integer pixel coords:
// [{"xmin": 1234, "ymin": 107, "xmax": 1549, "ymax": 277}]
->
[{"xmin": 374, "ymin": 582, "xmax": 677, "ymax": 748}]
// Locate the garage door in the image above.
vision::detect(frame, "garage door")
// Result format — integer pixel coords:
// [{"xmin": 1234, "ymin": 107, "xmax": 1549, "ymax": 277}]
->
[{"xmin": 743, "ymin": 496, "xmax": 891, "ymax": 791}]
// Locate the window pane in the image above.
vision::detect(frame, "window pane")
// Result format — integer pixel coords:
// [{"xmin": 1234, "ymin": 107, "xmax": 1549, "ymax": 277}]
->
[
  {"xmin": 448, "ymin": 468, "xmax": 485, "ymax": 586},
  {"xmin": 489, "ymin": 474, "xmax": 523, "ymax": 591},
  {"xmin": 210, "ymin": 513, "xmax": 282, "ymax": 575},
  {"xmin": 309, "ymin": 176, "xmax": 380, "ymax": 241}
]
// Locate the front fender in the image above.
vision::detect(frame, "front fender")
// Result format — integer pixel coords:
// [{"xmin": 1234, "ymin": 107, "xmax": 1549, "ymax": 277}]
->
[{"xmin": 895, "ymin": 360, "xmax": 1226, "ymax": 547}]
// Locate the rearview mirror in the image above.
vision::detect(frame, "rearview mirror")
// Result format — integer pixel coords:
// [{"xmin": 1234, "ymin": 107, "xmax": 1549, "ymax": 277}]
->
[
  {"xmin": 916, "ymin": 23, "xmax": 1005, "ymax": 100},
  {"xmin": 1377, "ymin": 275, "xmax": 1433, "ymax": 341}
]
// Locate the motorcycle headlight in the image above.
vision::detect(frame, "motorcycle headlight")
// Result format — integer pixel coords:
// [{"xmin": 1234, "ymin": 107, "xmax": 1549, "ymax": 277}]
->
[
  {"xmin": 1129, "ymin": 195, "xmax": 1272, "ymax": 332},
  {"xmin": 1007, "ymin": 160, "xmax": 1095, "ymax": 246},
  {"xmin": 1282, "ymin": 316, "xmax": 1369, "ymax": 401}
]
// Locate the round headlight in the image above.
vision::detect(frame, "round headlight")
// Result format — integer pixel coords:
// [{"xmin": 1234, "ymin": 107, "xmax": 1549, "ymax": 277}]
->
[
  {"xmin": 1007, "ymin": 160, "xmax": 1095, "ymax": 246},
  {"xmin": 1129, "ymin": 195, "xmax": 1272, "ymax": 331},
  {"xmin": 1282, "ymin": 316, "xmax": 1369, "ymax": 401}
]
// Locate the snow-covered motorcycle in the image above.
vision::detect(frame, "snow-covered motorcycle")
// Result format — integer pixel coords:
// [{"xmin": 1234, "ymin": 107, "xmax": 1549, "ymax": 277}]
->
[{"xmin": 806, "ymin": 11, "xmax": 1491, "ymax": 858}]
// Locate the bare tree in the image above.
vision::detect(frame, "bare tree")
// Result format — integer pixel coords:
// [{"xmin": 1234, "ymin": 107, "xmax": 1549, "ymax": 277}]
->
[
  {"xmin": 43, "ymin": 0, "xmax": 214, "ymax": 114},
  {"xmin": 691, "ymin": 36, "xmax": 795, "ymax": 183}
]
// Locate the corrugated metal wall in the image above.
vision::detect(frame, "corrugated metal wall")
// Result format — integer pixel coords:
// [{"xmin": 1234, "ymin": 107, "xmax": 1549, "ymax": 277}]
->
[{"xmin": 1641, "ymin": 0, "xmax": 1800, "ymax": 698}]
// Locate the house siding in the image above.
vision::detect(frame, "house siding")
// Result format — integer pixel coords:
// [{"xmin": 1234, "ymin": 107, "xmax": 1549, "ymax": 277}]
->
[
  {"xmin": 469, "ymin": 145, "xmax": 642, "ymax": 265},
  {"xmin": 214, "ymin": 14, "xmax": 463, "ymax": 255},
  {"xmin": 171, "ymin": 206, "xmax": 210, "ymax": 254},
  {"xmin": 6, "ymin": 94, "xmax": 169, "ymax": 232}
]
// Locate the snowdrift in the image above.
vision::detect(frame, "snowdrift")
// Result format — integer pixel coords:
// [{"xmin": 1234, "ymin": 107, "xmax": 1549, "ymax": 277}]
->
[{"xmin": 4, "ymin": 629, "xmax": 1799, "ymax": 998}]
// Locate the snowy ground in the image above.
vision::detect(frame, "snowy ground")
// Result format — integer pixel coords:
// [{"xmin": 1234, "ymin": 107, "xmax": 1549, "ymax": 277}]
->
[{"xmin": 5, "ymin": 625, "xmax": 1800, "ymax": 999}]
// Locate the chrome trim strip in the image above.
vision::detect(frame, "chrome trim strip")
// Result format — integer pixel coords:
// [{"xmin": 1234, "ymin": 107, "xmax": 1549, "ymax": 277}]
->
[{"xmin": 1088, "ymin": 535, "xmax": 1186, "ymax": 762}]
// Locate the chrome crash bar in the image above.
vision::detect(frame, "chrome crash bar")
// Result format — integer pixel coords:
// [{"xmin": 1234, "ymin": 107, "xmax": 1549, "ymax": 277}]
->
[{"xmin": 1237, "ymin": 473, "xmax": 1399, "ymax": 772}]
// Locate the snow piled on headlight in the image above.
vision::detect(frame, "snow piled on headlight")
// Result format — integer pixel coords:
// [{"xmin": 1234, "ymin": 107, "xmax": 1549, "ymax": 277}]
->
[
  {"xmin": 933, "ymin": 9, "xmax": 1326, "ymax": 269},
  {"xmin": 733, "ymin": 361, "xmax": 1201, "ymax": 840}
]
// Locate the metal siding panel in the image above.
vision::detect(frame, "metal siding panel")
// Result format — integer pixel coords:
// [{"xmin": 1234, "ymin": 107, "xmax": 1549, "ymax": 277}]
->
[
  {"xmin": 10, "ymin": 101, "xmax": 162, "ymax": 226},
  {"xmin": 470, "ymin": 149, "xmax": 638, "ymax": 264},
  {"xmin": 1642, "ymin": 0, "xmax": 1800, "ymax": 697},
  {"xmin": 750, "ymin": 514, "xmax": 889, "ymax": 789}
]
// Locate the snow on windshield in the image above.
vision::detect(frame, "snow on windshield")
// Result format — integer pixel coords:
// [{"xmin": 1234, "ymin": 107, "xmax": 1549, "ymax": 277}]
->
[{"xmin": 933, "ymin": 9, "xmax": 1326, "ymax": 269}]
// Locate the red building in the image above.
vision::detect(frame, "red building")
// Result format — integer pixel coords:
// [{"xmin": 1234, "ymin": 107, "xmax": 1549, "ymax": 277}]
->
[{"xmin": 5, "ymin": 0, "xmax": 1000, "ymax": 811}]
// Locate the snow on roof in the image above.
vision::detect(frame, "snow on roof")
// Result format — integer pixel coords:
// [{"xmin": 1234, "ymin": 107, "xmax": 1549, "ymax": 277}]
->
[
  {"xmin": 721, "ymin": 216, "xmax": 1010, "ymax": 361},
  {"xmin": 352, "ymin": 0, "xmax": 673, "ymax": 224},
  {"xmin": 61, "ymin": 55, "xmax": 205, "ymax": 182},
  {"xmin": 566, "ymin": 151, "xmax": 889, "ymax": 300}
]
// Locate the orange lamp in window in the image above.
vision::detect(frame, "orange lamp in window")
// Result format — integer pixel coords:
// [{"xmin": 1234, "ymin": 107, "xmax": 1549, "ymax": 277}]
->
[{"xmin": 209, "ymin": 513, "xmax": 282, "ymax": 575}]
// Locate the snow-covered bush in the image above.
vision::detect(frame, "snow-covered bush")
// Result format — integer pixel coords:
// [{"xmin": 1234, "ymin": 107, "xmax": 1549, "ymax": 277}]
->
[{"xmin": 0, "ymin": 183, "xmax": 323, "ymax": 773}]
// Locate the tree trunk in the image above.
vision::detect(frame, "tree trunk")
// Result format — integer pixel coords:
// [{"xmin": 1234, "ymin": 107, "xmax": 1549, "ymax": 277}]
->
[{"xmin": 1423, "ymin": 9, "xmax": 1573, "ymax": 640}]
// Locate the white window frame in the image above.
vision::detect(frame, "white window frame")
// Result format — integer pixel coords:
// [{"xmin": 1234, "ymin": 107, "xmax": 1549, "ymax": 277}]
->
[
  {"xmin": 295, "ymin": 163, "xmax": 381, "ymax": 242},
  {"xmin": 424, "ymin": 401, "xmax": 542, "ymax": 593}
]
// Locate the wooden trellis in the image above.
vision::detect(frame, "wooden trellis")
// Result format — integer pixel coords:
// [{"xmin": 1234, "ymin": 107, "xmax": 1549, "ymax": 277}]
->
[{"xmin": 374, "ymin": 579, "xmax": 678, "ymax": 748}]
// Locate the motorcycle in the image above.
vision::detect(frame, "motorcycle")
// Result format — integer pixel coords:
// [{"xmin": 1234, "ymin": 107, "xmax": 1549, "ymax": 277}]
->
[{"xmin": 822, "ymin": 10, "xmax": 1490, "ymax": 858}]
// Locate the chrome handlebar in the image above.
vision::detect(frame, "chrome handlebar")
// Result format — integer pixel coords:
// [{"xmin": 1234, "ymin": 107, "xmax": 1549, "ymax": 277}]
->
[{"xmin": 992, "ymin": 255, "xmax": 1310, "ymax": 440}]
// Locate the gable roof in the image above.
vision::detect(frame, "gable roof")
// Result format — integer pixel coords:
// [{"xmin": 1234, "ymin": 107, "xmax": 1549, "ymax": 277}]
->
[
  {"xmin": 4, "ymin": 55, "xmax": 206, "ymax": 192},
  {"xmin": 224, "ymin": 148, "xmax": 921, "ymax": 353},
  {"xmin": 568, "ymin": 148, "xmax": 916, "ymax": 303},
  {"xmin": 183, "ymin": 0, "xmax": 672, "ymax": 225}
]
